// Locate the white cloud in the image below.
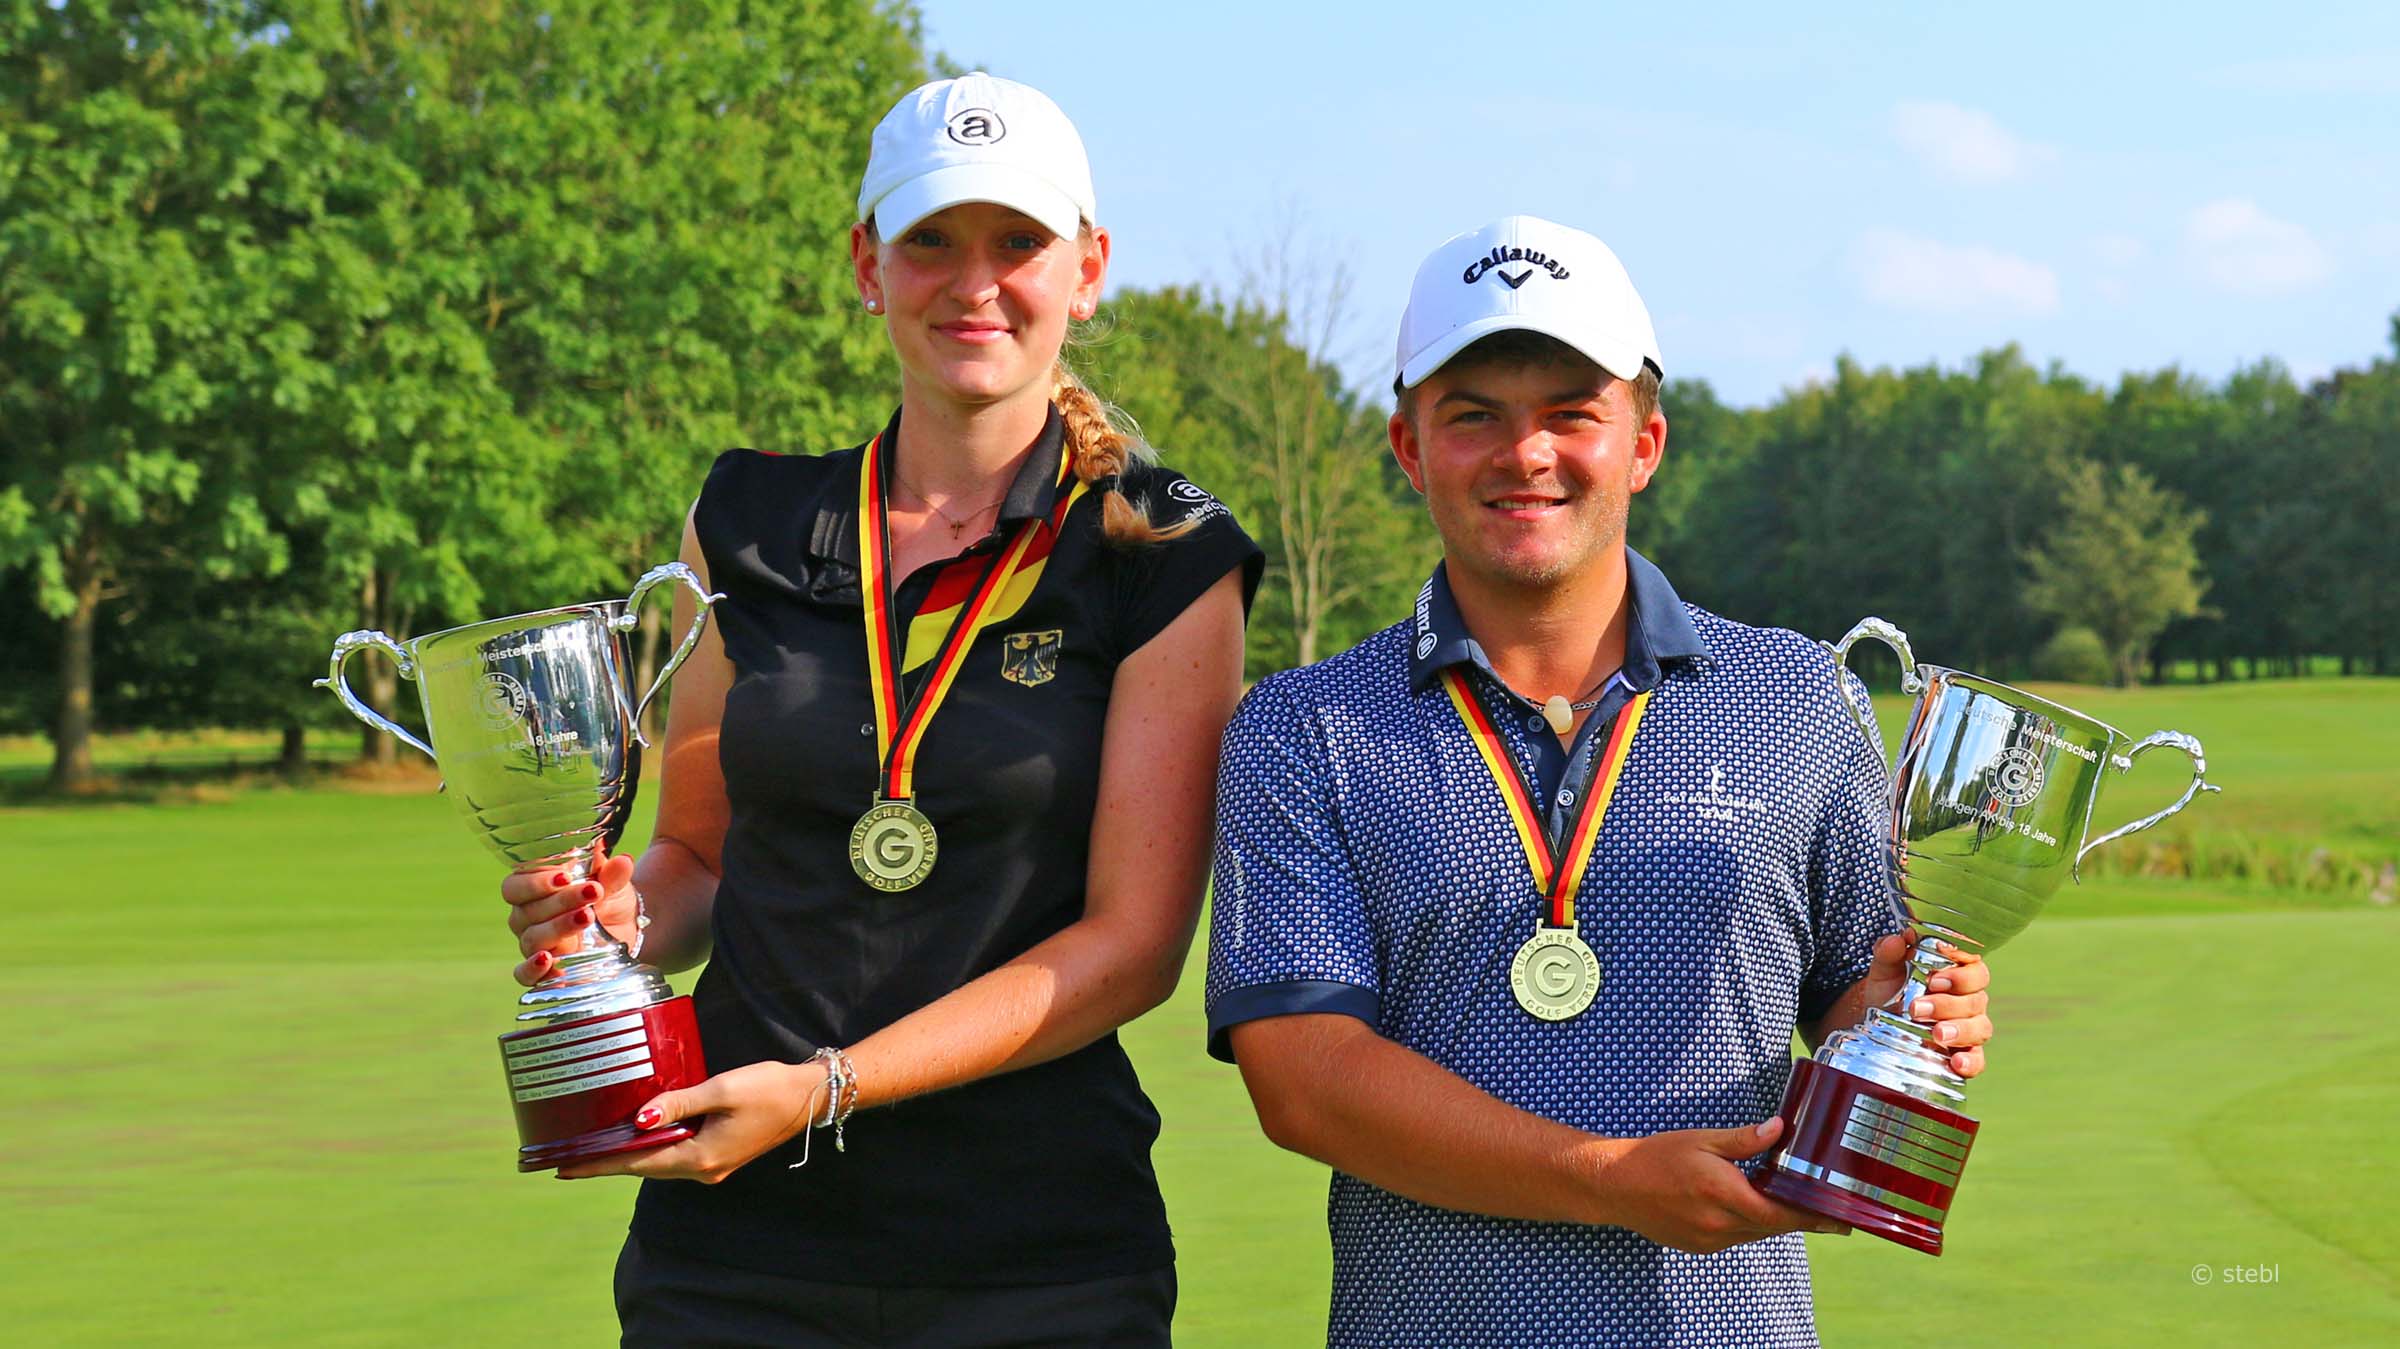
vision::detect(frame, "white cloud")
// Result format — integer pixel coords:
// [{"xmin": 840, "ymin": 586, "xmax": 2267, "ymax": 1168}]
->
[
  {"xmin": 2183, "ymin": 199, "xmax": 2332, "ymax": 297},
  {"xmin": 2089, "ymin": 233, "xmax": 2146, "ymax": 268},
  {"xmin": 1889, "ymin": 101, "xmax": 2057, "ymax": 183},
  {"xmin": 1852, "ymin": 229, "xmax": 2061, "ymax": 315}
]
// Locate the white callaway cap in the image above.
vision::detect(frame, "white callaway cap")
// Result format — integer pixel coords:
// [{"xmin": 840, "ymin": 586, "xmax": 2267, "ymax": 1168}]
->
[
  {"xmin": 858, "ymin": 72, "xmax": 1095, "ymax": 242},
  {"xmin": 1395, "ymin": 215, "xmax": 1662, "ymax": 388}
]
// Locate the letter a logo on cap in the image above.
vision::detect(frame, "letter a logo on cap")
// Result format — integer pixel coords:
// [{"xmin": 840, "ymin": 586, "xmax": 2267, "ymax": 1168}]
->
[{"xmin": 946, "ymin": 109, "xmax": 1005, "ymax": 145}]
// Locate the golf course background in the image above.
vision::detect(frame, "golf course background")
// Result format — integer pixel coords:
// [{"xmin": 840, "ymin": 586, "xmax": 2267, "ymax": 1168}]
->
[{"xmin": 6, "ymin": 679, "xmax": 2394, "ymax": 1345}]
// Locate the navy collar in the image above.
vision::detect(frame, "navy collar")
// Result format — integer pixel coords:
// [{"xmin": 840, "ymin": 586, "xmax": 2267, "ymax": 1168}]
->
[
  {"xmin": 1406, "ymin": 547, "xmax": 1708, "ymax": 698},
  {"xmin": 809, "ymin": 404, "xmax": 1068, "ymax": 565}
]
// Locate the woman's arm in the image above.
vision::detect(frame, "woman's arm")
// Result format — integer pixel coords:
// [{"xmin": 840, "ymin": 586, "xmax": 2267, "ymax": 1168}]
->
[
  {"xmin": 503, "ymin": 507, "xmax": 728, "ymax": 981},
  {"xmin": 560, "ymin": 567, "xmax": 1248, "ymax": 1182},
  {"xmin": 840, "ymin": 567, "xmax": 1247, "ymax": 1091}
]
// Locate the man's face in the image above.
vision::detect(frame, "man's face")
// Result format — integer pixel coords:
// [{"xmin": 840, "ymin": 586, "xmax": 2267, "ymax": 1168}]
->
[{"xmin": 1388, "ymin": 354, "xmax": 1666, "ymax": 594}]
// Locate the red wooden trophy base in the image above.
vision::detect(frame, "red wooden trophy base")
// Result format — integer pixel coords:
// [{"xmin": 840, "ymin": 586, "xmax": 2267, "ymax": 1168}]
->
[
  {"xmin": 499, "ymin": 995, "xmax": 707, "ymax": 1173},
  {"xmin": 1755, "ymin": 1059, "xmax": 1979, "ymax": 1256}
]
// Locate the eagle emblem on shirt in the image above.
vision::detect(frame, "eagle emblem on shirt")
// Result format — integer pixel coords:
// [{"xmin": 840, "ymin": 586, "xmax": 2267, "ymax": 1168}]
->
[{"xmin": 1001, "ymin": 629, "xmax": 1063, "ymax": 688}]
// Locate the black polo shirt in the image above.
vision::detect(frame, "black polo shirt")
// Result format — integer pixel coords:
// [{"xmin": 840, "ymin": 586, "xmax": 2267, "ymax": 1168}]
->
[{"xmin": 632, "ymin": 406, "xmax": 1262, "ymax": 1287}]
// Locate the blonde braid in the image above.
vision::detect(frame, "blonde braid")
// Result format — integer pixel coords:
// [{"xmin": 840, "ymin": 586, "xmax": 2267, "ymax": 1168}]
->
[{"xmin": 1053, "ymin": 360, "xmax": 1194, "ymax": 547}]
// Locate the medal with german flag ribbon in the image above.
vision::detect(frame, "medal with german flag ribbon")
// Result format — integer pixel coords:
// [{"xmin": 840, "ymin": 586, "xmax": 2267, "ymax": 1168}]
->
[
  {"xmin": 850, "ymin": 432, "xmax": 1067, "ymax": 892},
  {"xmin": 1440, "ymin": 670, "xmax": 1651, "ymax": 1020}
]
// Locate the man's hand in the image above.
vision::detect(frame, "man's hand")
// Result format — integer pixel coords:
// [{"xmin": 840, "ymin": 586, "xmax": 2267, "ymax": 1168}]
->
[
  {"xmin": 1849, "ymin": 932, "xmax": 1992, "ymax": 1079},
  {"xmin": 1590, "ymin": 1117, "xmax": 1850, "ymax": 1254}
]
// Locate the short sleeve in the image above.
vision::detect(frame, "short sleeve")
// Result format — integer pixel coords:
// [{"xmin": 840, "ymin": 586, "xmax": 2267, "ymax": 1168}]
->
[
  {"xmin": 1107, "ymin": 465, "xmax": 1265, "ymax": 657},
  {"xmin": 1799, "ymin": 668, "xmax": 1905, "ymax": 1023},
  {"xmin": 1203, "ymin": 673, "xmax": 1382, "ymax": 1062}
]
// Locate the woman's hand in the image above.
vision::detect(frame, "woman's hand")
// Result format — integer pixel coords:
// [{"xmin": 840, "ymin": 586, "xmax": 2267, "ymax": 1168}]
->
[
  {"xmin": 500, "ymin": 842, "xmax": 642, "ymax": 986},
  {"xmin": 555, "ymin": 1061, "xmax": 831, "ymax": 1184},
  {"xmin": 1854, "ymin": 931, "xmax": 1992, "ymax": 1079}
]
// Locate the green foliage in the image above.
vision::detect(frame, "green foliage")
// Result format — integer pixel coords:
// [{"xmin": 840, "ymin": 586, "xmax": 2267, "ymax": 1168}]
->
[
  {"xmin": 2, "ymin": 0, "xmax": 931, "ymax": 769},
  {"xmin": 2023, "ymin": 460, "xmax": 2209, "ymax": 686},
  {"xmin": 1659, "ymin": 347, "xmax": 2103, "ymax": 675},
  {"xmin": 1088, "ymin": 285, "xmax": 1433, "ymax": 676},
  {"xmin": 5, "ymin": 3, "xmax": 2396, "ymax": 754},
  {"xmin": 2030, "ymin": 625, "xmax": 2114, "ymax": 685}
]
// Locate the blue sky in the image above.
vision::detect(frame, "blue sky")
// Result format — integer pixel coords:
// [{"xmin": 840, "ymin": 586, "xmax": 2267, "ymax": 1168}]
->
[{"xmin": 918, "ymin": 1, "xmax": 2400, "ymax": 406}]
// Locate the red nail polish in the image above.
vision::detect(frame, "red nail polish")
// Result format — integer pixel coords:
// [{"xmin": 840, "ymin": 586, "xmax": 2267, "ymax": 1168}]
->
[
  {"xmin": 533, "ymin": 951, "xmax": 553, "ymax": 969},
  {"xmin": 582, "ymin": 882, "xmax": 603, "ymax": 901},
  {"xmin": 634, "ymin": 1107, "xmax": 661, "ymax": 1130},
  {"xmin": 549, "ymin": 871, "xmax": 569, "ymax": 888},
  {"xmin": 575, "ymin": 908, "xmax": 593, "ymax": 925}
]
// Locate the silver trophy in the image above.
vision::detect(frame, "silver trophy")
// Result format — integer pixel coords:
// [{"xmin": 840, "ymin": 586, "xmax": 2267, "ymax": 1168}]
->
[
  {"xmin": 1756, "ymin": 617, "xmax": 2219, "ymax": 1253},
  {"xmin": 317, "ymin": 563, "xmax": 723, "ymax": 1170}
]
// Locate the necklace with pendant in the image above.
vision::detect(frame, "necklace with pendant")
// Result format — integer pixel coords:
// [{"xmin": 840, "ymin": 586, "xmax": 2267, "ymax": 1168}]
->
[{"xmin": 900, "ymin": 474, "xmax": 1004, "ymax": 539}]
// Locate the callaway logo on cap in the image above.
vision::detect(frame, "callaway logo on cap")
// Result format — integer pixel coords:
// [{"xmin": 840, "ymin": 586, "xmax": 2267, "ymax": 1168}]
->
[
  {"xmin": 1395, "ymin": 215, "xmax": 1662, "ymax": 389},
  {"xmin": 858, "ymin": 73, "xmax": 1096, "ymax": 242}
]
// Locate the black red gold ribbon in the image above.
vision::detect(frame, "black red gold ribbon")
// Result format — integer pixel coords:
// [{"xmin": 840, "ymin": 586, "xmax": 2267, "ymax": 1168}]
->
[
  {"xmin": 857, "ymin": 432, "xmax": 1074, "ymax": 801},
  {"xmin": 1441, "ymin": 669, "xmax": 1650, "ymax": 929}
]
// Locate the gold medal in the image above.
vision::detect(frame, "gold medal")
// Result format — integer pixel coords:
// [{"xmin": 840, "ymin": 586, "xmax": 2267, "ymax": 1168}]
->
[
  {"xmin": 850, "ymin": 430, "xmax": 1084, "ymax": 893},
  {"xmin": 1442, "ymin": 671, "xmax": 1651, "ymax": 1022},
  {"xmin": 1510, "ymin": 927, "xmax": 1601, "ymax": 1020},
  {"xmin": 850, "ymin": 798, "xmax": 938, "ymax": 892}
]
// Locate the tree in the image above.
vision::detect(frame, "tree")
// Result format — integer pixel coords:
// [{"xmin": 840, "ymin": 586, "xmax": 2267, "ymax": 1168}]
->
[
  {"xmin": 0, "ymin": 3, "xmax": 337, "ymax": 788},
  {"xmin": 2022, "ymin": 460, "xmax": 2209, "ymax": 686},
  {"xmin": 307, "ymin": 0, "xmax": 927, "ymax": 756},
  {"xmin": 2312, "ymin": 325, "xmax": 2400, "ymax": 674},
  {"xmin": 1091, "ymin": 283, "xmax": 1427, "ymax": 675},
  {"xmin": 1, "ymin": 1, "xmax": 931, "ymax": 777}
]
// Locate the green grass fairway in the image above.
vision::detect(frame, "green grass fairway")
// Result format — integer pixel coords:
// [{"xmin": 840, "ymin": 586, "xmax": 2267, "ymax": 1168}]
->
[{"xmin": 7, "ymin": 680, "xmax": 2397, "ymax": 1344}]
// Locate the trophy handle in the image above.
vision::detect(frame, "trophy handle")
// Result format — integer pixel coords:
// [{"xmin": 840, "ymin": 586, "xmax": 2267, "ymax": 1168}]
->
[
  {"xmin": 1823, "ymin": 617, "xmax": 1924, "ymax": 749},
  {"xmin": 314, "ymin": 630, "xmax": 436, "ymax": 762},
  {"xmin": 2075, "ymin": 729, "xmax": 2222, "ymax": 877},
  {"xmin": 613, "ymin": 562, "xmax": 725, "ymax": 748}
]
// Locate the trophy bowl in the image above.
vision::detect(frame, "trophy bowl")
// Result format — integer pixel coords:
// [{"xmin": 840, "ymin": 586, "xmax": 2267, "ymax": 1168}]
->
[
  {"xmin": 1756, "ymin": 617, "xmax": 2219, "ymax": 1253},
  {"xmin": 318, "ymin": 563, "xmax": 722, "ymax": 1171}
]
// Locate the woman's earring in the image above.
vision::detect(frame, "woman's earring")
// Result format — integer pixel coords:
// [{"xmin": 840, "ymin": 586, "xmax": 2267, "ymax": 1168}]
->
[{"xmin": 864, "ymin": 298, "xmax": 881, "ymax": 313}]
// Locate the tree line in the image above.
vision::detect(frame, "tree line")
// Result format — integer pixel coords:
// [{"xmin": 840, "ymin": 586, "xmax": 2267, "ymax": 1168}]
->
[{"xmin": 6, "ymin": 4, "xmax": 2395, "ymax": 793}]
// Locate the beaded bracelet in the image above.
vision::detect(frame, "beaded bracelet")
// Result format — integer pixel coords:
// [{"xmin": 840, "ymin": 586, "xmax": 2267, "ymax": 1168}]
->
[{"xmin": 786, "ymin": 1046, "xmax": 859, "ymax": 1169}]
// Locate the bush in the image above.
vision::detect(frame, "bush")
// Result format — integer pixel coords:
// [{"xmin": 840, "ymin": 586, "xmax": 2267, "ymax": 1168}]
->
[{"xmin": 2032, "ymin": 626, "xmax": 2114, "ymax": 684}]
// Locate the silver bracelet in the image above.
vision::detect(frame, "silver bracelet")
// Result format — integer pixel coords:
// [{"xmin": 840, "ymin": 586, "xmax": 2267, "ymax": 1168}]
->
[
  {"xmin": 785, "ymin": 1047, "xmax": 859, "ymax": 1169},
  {"xmin": 627, "ymin": 887, "xmax": 651, "ymax": 962}
]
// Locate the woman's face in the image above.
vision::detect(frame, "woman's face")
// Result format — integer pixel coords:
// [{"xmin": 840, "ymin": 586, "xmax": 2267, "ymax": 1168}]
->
[{"xmin": 853, "ymin": 202, "xmax": 1109, "ymax": 411}]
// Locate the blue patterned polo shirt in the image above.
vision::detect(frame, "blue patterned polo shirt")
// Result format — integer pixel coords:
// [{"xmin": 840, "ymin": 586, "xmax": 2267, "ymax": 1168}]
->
[{"xmin": 1205, "ymin": 549, "xmax": 1897, "ymax": 1348}]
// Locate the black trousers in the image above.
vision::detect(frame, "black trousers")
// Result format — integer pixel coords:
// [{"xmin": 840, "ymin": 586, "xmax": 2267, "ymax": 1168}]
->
[{"xmin": 614, "ymin": 1235, "xmax": 1176, "ymax": 1348}]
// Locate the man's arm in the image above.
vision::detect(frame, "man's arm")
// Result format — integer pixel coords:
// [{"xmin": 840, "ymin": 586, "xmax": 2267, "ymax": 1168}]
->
[{"xmin": 1228, "ymin": 1013, "xmax": 1850, "ymax": 1255}]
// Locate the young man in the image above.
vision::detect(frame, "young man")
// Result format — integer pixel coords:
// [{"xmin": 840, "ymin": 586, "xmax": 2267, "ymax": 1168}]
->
[{"xmin": 1205, "ymin": 215, "xmax": 1993, "ymax": 1346}]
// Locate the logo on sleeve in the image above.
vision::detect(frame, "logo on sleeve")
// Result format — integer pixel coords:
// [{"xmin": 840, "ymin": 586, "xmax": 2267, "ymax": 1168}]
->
[
  {"xmin": 1163, "ymin": 477, "xmax": 1228, "ymax": 527},
  {"xmin": 1001, "ymin": 629, "xmax": 1063, "ymax": 687}
]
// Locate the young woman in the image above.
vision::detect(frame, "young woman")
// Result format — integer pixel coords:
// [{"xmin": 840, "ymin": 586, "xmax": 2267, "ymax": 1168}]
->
[{"xmin": 501, "ymin": 73, "xmax": 1261, "ymax": 1345}]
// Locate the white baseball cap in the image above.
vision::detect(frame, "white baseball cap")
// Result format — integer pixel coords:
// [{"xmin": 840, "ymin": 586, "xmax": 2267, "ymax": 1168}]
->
[
  {"xmin": 1395, "ymin": 215, "xmax": 1662, "ymax": 388},
  {"xmin": 858, "ymin": 72, "xmax": 1096, "ymax": 242}
]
